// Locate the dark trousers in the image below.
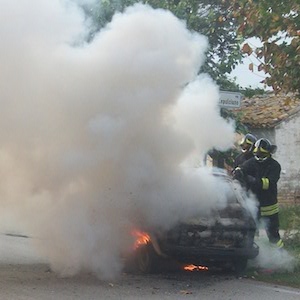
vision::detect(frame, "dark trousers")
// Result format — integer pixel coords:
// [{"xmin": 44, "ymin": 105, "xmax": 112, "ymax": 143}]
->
[{"xmin": 260, "ymin": 213, "xmax": 281, "ymax": 244}]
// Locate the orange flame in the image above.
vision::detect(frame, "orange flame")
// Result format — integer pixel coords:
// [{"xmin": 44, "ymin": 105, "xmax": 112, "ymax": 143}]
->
[
  {"xmin": 131, "ymin": 229, "xmax": 151, "ymax": 249},
  {"xmin": 183, "ymin": 264, "xmax": 208, "ymax": 271}
]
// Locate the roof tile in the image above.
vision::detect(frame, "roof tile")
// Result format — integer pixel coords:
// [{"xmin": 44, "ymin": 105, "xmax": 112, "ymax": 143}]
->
[{"xmin": 232, "ymin": 93, "xmax": 300, "ymax": 128}]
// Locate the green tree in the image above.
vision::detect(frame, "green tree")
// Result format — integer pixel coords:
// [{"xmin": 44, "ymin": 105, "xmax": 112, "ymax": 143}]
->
[
  {"xmin": 80, "ymin": 0, "xmax": 136, "ymax": 39},
  {"xmin": 229, "ymin": 0, "xmax": 300, "ymax": 95}
]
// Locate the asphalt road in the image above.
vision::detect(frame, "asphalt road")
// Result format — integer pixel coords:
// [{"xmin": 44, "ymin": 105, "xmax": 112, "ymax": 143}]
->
[{"xmin": 1, "ymin": 233, "xmax": 300, "ymax": 300}]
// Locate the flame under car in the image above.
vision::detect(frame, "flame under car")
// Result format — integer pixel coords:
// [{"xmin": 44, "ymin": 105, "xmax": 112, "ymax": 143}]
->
[{"xmin": 128, "ymin": 172, "xmax": 259, "ymax": 274}]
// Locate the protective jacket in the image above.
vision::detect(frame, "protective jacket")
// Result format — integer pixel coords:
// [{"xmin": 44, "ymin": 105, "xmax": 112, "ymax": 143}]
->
[
  {"xmin": 234, "ymin": 151, "xmax": 254, "ymax": 168},
  {"xmin": 240, "ymin": 156, "xmax": 281, "ymax": 216}
]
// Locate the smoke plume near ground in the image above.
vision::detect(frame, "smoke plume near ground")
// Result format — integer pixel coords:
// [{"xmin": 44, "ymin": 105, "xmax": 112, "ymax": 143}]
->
[
  {"xmin": 251, "ymin": 231, "xmax": 296, "ymax": 272},
  {"xmin": 0, "ymin": 0, "xmax": 236, "ymax": 278}
]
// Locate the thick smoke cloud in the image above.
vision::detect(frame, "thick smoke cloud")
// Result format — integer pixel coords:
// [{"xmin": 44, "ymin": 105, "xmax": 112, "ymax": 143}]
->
[{"xmin": 0, "ymin": 0, "xmax": 236, "ymax": 278}]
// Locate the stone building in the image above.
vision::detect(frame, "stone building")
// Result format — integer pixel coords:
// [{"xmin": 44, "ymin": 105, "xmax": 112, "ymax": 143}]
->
[{"xmin": 233, "ymin": 93, "xmax": 300, "ymax": 205}]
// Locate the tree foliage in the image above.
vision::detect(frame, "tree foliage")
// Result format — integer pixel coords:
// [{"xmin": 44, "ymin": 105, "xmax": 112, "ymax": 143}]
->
[{"xmin": 229, "ymin": 0, "xmax": 300, "ymax": 95}]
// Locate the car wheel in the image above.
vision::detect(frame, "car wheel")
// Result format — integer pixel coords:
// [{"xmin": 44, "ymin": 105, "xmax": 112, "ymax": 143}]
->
[
  {"xmin": 233, "ymin": 258, "xmax": 248, "ymax": 275},
  {"xmin": 136, "ymin": 243, "xmax": 158, "ymax": 274}
]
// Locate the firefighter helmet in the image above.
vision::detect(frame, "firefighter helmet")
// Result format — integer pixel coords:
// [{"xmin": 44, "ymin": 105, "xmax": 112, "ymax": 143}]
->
[
  {"xmin": 253, "ymin": 138, "xmax": 277, "ymax": 162},
  {"xmin": 239, "ymin": 133, "xmax": 257, "ymax": 153}
]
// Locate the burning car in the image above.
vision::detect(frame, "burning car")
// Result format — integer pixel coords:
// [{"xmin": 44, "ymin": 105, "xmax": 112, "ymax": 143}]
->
[{"xmin": 128, "ymin": 171, "xmax": 259, "ymax": 274}]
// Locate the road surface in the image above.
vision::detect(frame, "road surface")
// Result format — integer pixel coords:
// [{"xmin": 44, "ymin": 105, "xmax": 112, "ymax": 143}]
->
[{"xmin": 1, "ymin": 233, "xmax": 300, "ymax": 300}]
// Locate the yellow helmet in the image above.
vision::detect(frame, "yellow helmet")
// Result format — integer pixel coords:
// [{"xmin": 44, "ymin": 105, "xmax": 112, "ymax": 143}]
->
[
  {"xmin": 253, "ymin": 138, "xmax": 277, "ymax": 162},
  {"xmin": 239, "ymin": 133, "xmax": 257, "ymax": 153}
]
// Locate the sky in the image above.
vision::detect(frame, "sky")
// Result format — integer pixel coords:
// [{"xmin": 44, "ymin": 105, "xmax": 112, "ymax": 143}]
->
[
  {"xmin": 230, "ymin": 61, "xmax": 266, "ymax": 89},
  {"xmin": 229, "ymin": 38, "xmax": 269, "ymax": 90}
]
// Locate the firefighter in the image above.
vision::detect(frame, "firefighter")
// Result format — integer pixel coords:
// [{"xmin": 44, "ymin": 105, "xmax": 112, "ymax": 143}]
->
[
  {"xmin": 233, "ymin": 138, "xmax": 284, "ymax": 249},
  {"xmin": 233, "ymin": 133, "xmax": 257, "ymax": 168}
]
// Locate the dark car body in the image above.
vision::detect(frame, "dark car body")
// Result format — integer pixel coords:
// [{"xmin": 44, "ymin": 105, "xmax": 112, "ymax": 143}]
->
[{"xmin": 130, "ymin": 171, "xmax": 259, "ymax": 274}]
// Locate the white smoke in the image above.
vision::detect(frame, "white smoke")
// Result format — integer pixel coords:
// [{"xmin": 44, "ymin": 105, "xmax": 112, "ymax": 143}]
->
[
  {"xmin": 0, "ymin": 0, "xmax": 236, "ymax": 279},
  {"xmin": 250, "ymin": 230, "xmax": 296, "ymax": 272},
  {"xmin": 233, "ymin": 187, "xmax": 296, "ymax": 272}
]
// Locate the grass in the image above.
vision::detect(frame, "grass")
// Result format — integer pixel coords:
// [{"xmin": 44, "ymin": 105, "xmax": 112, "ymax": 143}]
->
[
  {"xmin": 247, "ymin": 266, "xmax": 300, "ymax": 288},
  {"xmin": 279, "ymin": 205, "xmax": 300, "ymax": 232},
  {"xmin": 247, "ymin": 205, "xmax": 300, "ymax": 288}
]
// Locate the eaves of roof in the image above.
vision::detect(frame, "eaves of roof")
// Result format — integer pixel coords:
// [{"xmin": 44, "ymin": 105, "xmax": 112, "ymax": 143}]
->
[{"xmin": 232, "ymin": 93, "xmax": 300, "ymax": 128}]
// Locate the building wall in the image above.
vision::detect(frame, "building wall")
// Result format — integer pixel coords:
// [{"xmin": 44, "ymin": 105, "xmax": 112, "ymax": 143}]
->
[
  {"xmin": 249, "ymin": 128, "xmax": 276, "ymax": 144},
  {"xmin": 275, "ymin": 113, "xmax": 300, "ymax": 204}
]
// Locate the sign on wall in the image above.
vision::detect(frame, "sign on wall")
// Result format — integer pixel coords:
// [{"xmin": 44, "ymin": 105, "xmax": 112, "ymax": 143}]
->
[{"xmin": 219, "ymin": 91, "xmax": 242, "ymax": 109}]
